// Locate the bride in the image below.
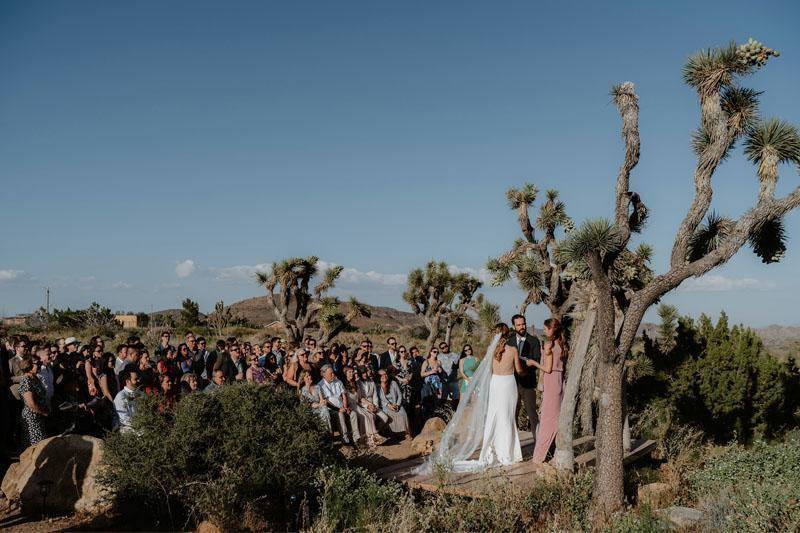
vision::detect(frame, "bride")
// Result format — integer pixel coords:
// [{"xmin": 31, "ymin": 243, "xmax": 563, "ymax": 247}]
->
[{"xmin": 419, "ymin": 328, "xmax": 524, "ymax": 473}]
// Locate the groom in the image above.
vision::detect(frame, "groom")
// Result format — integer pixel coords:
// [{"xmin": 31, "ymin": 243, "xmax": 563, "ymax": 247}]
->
[{"xmin": 508, "ymin": 314, "xmax": 541, "ymax": 443}]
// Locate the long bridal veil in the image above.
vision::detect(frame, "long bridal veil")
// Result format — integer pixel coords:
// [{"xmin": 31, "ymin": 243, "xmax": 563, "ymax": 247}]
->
[{"xmin": 416, "ymin": 333, "xmax": 502, "ymax": 474}]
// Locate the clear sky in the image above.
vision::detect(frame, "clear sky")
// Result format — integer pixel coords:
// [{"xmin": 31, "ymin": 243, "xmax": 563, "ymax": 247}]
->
[{"xmin": 1, "ymin": 1, "xmax": 799, "ymax": 327}]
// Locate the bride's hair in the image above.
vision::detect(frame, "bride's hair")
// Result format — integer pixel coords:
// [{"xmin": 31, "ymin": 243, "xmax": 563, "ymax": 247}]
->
[
  {"xmin": 492, "ymin": 324, "xmax": 511, "ymax": 361},
  {"xmin": 544, "ymin": 317, "xmax": 568, "ymax": 357}
]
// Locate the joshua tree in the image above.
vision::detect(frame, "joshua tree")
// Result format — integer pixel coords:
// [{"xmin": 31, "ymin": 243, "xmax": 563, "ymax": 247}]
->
[
  {"xmin": 474, "ymin": 293, "xmax": 501, "ymax": 341},
  {"xmin": 208, "ymin": 300, "xmax": 233, "ymax": 336},
  {"xmin": 556, "ymin": 38, "xmax": 799, "ymax": 513},
  {"xmin": 317, "ymin": 297, "xmax": 372, "ymax": 344},
  {"xmin": 403, "ymin": 261, "xmax": 482, "ymax": 345},
  {"xmin": 487, "ymin": 186, "xmax": 577, "ymax": 318},
  {"xmin": 255, "ymin": 256, "xmax": 368, "ymax": 344}
]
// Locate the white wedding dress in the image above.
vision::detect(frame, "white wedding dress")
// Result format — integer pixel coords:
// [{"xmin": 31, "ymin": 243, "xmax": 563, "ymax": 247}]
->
[{"xmin": 417, "ymin": 334, "xmax": 522, "ymax": 474}]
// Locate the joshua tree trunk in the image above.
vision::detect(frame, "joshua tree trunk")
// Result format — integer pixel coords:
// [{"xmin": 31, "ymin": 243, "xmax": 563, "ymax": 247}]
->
[
  {"xmin": 444, "ymin": 322, "xmax": 454, "ymax": 345},
  {"xmin": 553, "ymin": 306, "xmax": 596, "ymax": 471}
]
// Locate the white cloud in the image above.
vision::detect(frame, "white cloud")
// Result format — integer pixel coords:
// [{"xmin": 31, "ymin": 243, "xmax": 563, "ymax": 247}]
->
[
  {"xmin": 682, "ymin": 274, "xmax": 776, "ymax": 292},
  {"xmin": 212, "ymin": 263, "xmax": 272, "ymax": 282},
  {"xmin": 157, "ymin": 282, "xmax": 182, "ymax": 290},
  {"xmin": 112, "ymin": 281, "xmax": 133, "ymax": 290},
  {"xmin": 0, "ymin": 269, "xmax": 24, "ymax": 282},
  {"xmin": 448, "ymin": 264, "xmax": 493, "ymax": 283},
  {"xmin": 175, "ymin": 260, "xmax": 196, "ymax": 278},
  {"xmin": 318, "ymin": 261, "xmax": 407, "ymax": 286}
]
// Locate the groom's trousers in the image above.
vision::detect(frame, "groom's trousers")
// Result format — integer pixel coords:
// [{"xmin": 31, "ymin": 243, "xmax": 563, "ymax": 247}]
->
[{"xmin": 517, "ymin": 385, "xmax": 539, "ymax": 439}]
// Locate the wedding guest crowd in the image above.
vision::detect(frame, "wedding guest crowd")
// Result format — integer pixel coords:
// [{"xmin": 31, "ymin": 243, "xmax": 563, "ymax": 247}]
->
[{"xmin": 0, "ymin": 329, "xmax": 501, "ymax": 453}]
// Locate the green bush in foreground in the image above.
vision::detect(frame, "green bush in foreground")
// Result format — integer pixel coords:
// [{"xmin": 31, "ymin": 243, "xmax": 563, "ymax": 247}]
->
[
  {"xmin": 100, "ymin": 384, "xmax": 336, "ymax": 530},
  {"xmin": 688, "ymin": 432, "xmax": 800, "ymax": 532}
]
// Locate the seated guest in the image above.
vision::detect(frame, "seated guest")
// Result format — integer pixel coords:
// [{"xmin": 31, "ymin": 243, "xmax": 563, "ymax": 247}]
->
[
  {"xmin": 284, "ymin": 349, "xmax": 316, "ymax": 388},
  {"xmin": 18, "ymin": 357, "xmax": 49, "ymax": 447},
  {"xmin": 180, "ymin": 372, "xmax": 200, "ymax": 394},
  {"xmin": 343, "ymin": 366, "xmax": 384, "ymax": 448},
  {"xmin": 378, "ymin": 370, "xmax": 412, "ymax": 440},
  {"xmin": 114, "ymin": 366, "xmax": 141, "ymax": 433},
  {"xmin": 153, "ymin": 331, "xmax": 174, "ymax": 363},
  {"xmin": 158, "ymin": 374, "xmax": 178, "ymax": 411},
  {"xmin": 299, "ymin": 370, "xmax": 329, "ymax": 428},
  {"xmin": 204, "ymin": 369, "xmax": 226, "ymax": 393},
  {"xmin": 317, "ymin": 364, "xmax": 359, "ymax": 445}
]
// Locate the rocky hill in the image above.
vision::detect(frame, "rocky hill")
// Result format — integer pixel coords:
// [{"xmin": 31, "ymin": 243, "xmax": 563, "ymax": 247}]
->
[{"xmin": 228, "ymin": 296, "xmax": 422, "ymax": 330}]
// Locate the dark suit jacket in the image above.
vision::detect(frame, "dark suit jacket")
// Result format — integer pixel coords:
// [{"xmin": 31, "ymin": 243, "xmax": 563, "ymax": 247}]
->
[
  {"xmin": 369, "ymin": 352, "xmax": 394, "ymax": 373},
  {"xmin": 508, "ymin": 332, "xmax": 541, "ymax": 390}
]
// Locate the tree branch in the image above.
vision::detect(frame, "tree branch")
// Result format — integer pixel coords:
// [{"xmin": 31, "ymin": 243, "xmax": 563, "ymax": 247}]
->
[{"xmin": 612, "ymin": 82, "xmax": 641, "ymax": 246}]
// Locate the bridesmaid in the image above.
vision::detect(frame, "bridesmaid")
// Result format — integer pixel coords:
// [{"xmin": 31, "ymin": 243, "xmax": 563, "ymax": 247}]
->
[
  {"xmin": 458, "ymin": 344, "xmax": 478, "ymax": 394},
  {"xmin": 532, "ymin": 318, "xmax": 567, "ymax": 463}
]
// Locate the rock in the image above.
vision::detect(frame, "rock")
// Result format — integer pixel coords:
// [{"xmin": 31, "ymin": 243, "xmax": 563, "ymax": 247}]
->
[
  {"xmin": 1, "ymin": 434, "xmax": 111, "ymax": 516},
  {"xmin": 637, "ymin": 482, "xmax": 674, "ymax": 509},
  {"xmin": 659, "ymin": 506, "xmax": 703, "ymax": 529},
  {"xmin": 410, "ymin": 417, "xmax": 446, "ymax": 456}
]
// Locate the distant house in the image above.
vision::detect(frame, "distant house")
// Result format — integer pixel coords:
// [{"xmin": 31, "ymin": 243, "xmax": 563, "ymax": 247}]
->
[
  {"xmin": 114, "ymin": 314, "xmax": 138, "ymax": 329},
  {"xmin": 2, "ymin": 315, "xmax": 30, "ymax": 327}
]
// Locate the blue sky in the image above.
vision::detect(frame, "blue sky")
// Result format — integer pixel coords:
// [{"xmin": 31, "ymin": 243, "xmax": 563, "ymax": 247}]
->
[{"xmin": 1, "ymin": 1, "xmax": 799, "ymax": 327}]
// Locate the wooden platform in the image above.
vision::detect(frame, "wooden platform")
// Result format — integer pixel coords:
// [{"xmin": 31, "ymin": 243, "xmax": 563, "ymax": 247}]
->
[{"xmin": 376, "ymin": 432, "xmax": 656, "ymax": 498}]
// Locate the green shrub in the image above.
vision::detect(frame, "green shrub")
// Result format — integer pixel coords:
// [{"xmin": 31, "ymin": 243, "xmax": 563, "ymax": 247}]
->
[
  {"xmin": 100, "ymin": 383, "xmax": 336, "ymax": 530},
  {"xmin": 315, "ymin": 465, "xmax": 403, "ymax": 531},
  {"xmin": 688, "ymin": 434, "xmax": 800, "ymax": 531},
  {"xmin": 607, "ymin": 505, "xmax": 668, "ymax": 532}
]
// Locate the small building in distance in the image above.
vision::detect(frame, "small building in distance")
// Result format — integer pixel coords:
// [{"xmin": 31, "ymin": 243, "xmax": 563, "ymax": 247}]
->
[
  {"xmin": 114, "ymin": 314, "xmax": 138, "ymax": 329},
  {"xmin": 2, "ymin": 315, "xmax": 30, "ymax": 327}
]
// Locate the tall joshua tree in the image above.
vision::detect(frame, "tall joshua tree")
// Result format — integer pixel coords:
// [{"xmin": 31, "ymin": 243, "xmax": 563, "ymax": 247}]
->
[
  {"xmin": 403, "ymin": 261, "xmax": 482, "ymax": 345},
  {"xmin": 557, "ymin": 39, "xmax": 800, "ymax": 513},
  {"xmin": 255, "ymin": 256, "xmax": 369, "ymax": 344}
]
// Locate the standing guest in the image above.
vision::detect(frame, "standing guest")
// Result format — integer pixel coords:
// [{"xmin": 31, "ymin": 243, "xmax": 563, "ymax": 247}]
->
[
  {"xmin": 318, "ymin": 364, "xmax": 359, "ymax": 446},
  {"xmin": 9, "ymin": 338, "xmax": 28, "ymax": 403},
  {"xmin": 299, "ymin": 370, "xmax": 329, "ymax": 427},
  {"xmin": 177, "ymin": 343, "xmax": 194, "ymax": 375},
  {"xmin": 304, "ymin": 337, "xmax": 317, "ymax": 355},
  {"xmin": 257, "ymin": 340, "xmax": 273, "ymax": 367},
  {"xmin": 271, "ymin": 337, "xmax": 286, "ymax": 367},
  {"xmin": 56, "ymin": 338, "xmax": 66, "ymax": 356},
  {"xmin": 153, "ymin": 332, "xmax": 173, "ymax": 363},
  {"xmin": 246, "ymin": 355, "xmax": 267, "ymax": 385},
  {"xmin": 194, "ymin": 337, "xmax": 211, "ymax": 383},
  {"xmin": 395, "ymin": 347, "xmax": 414, "ymax": 407},
  {"xmin": 35, "ymin": 348, "xmax": 55, "ymax": 408},
  {"xmin": 222, "ymin": 344, "xmax": 246, "ymax": 383},
  {"xmin": 373, "ymin": 337, "xmax": 397, "ymax": 373},
  {"xmin": 509, "ymin": 314, "xmax": 541, "ymax": 437},
  {"xmin": 18, "ymin": 357, "xmax": 49, "ymax": 447},
  {"xmin": 532, "ymin": 318, "xmax": 568, "ymax": 463},
  {"xmin": 204, "ymin": 370, "xmax": 226, "ymax": 393},
  {"xmin": 343, "ymin": 367, "xmax": 383, "ymax": 447},
  {"xmin": 438, "ymin": 341, "xmax": 461, "ymax": 407},
  {"xmin": 157, "ymin": 346, "xmax": 181, "ymax": 382},
  {"xmin": 377, "ymin": 370, "xmax": 412, "ymax": 440},
  {"xmin": 410, "ymin": 346, "xmax": 424, "ymax": 369},
  {"xmin": 138, "ymin": 352, "xmax": 158, "ymax": 394},
  {"xmin": 113, "ymin": 367, "xmax": 141, "ymax": 433},
  {"xmin": 458, "ymin": 344, "xmax": 479, "ymax": 395},
  {"xmin": 114, "ymin": 344, "xmax": 129, "ymax": 376},
  {"xmin": 211, "ymin": 340, "xmax": 228, "ymax": 373},
  {"xmin": 420, "ymin": 347, "xmax": 444, "ymax": 402},
  {"xmin": 84, "ymin": 345, "xmax": 105, "ymax": 396}
]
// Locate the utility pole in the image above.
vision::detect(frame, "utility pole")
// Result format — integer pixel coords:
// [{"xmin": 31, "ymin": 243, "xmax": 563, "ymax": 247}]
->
[{"xmin": 45, "ymin": 287, "xmax": 50, "ymax": 313}]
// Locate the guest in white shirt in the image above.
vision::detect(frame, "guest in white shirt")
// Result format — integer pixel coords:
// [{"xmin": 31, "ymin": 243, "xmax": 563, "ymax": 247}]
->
[
  {"xmin": 113, "ymin": 367, "xmax": 141, "ymax": 433},
  {"xmin": 318, "ymin": 364, "xmax": 360, "ymax": 445}
]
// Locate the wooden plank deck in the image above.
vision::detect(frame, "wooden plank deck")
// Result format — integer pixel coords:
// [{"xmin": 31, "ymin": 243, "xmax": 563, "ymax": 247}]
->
[{"xmin": 377, "ymin": 434, "xmax": 656, "ymax": 498}]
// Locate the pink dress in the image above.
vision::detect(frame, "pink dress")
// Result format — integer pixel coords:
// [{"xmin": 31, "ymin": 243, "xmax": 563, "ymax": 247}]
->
[{"xmin": 532, "ymin": 342, "xmax": 564, "ymax": 463}]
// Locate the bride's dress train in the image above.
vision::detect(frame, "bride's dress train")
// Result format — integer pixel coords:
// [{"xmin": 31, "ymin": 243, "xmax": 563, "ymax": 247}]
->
[{"xmin": 418, "ymin": 334, "xmax": 523, "ymax": 474}]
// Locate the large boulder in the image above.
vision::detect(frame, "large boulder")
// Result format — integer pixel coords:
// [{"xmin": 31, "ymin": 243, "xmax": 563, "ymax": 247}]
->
[
  {"xmin": 637, "ymin": 482, "xmax": 674, "ymax": 509},
  {"xmin": 1, "ymin": 434, "xmax": 110, "ymax": 516},
  {"xmin": 411, "ymin": 417, "xmax": 446, "ymax": 456}
]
